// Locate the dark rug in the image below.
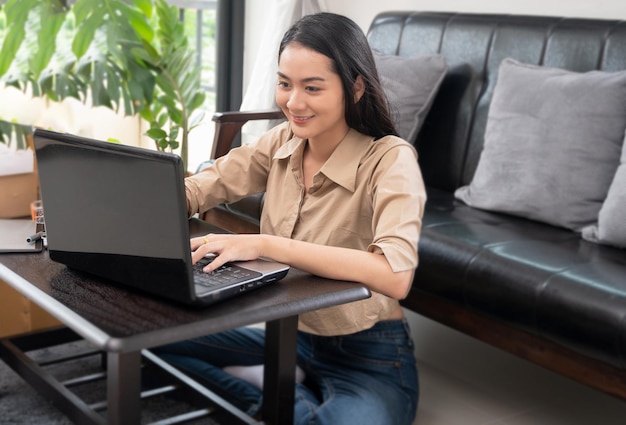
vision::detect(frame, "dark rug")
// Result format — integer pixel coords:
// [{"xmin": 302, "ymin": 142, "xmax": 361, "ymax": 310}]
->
[{"xmin": 0, "ymin": 339, "xmax": 221, "ymax": 424}]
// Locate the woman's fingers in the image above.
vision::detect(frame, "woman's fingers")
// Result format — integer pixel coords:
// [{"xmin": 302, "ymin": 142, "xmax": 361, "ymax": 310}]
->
[
  {"xmin": 190, "ymin": 233, "xmax": 257, "ymax": 272},
  {"xmin": 190, "ymin": 233, "xmax": 214, "ymax": 251}
]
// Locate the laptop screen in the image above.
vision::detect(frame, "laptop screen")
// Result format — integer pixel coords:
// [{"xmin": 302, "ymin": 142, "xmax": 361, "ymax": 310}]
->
[{"xmin": 34, "ymin": 129, "xmax": 195, "ymax": 302}]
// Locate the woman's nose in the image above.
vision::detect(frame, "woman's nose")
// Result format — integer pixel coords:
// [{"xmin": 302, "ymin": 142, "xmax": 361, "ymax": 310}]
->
[{"xmin": 286, "ymin": 89, "xmax": 305, "ymax": 110}]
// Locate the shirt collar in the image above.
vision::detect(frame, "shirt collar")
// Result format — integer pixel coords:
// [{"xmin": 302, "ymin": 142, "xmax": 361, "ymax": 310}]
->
[
  {"xmin": 273, "ymin": 128, "xmax": 372, "ymax": 192},
  {"xmin": 274, "ymin": 134, "xmax": 304, "ymax": 160}
]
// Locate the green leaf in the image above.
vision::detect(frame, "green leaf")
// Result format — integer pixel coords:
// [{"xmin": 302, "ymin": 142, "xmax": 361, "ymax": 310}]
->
[
  {"xmin": 181, "ymin": 75, "xmax": 200, "ymax": 103},
  {"xmin": 132, "ymin": 0, "xmax": 154, "ymax": 19},
  {"xmin": 30, "ymin": 11, "xmax": 65, "ymax": 78},
  {"xmin": 129, "ymin": 14, "xmax": 154, "ymax": 42},
  {"xmin": 128, "ymin": 60, "xmax": 155, "ymax": 100},
  {"xmin": 189, "ymin": 110, "xmax": 205, "ymax": 129},
  {"xmin": 157, "ymin": 93, "xmax": 177, "ymax": 110},
  {"xmin": 117, "ymin": 2, "xmax": 154, "ymax": 41},
  {"xmin": 105, "ymin": 66, "xmax": 121, "ymax": 107},
  {"xmin": 169, "ymin": 126, "xmax": 179, "ymax": 140},
  {"xmin": 38, "ymin": 74, "xmax": 53, "ymax": 96},
  {"xmin": 169, "ymin": 109, "xmax": 182, "ymax": 125},
  {"xmin": 158, "ymin": 138, "xmax": 169, "ymax": 150},
  {"xmin": 121, "ymin": 91, "xmax": 134, "ymax": 116},
  {"xmin": 168, "ymin": 140, "xmax": 179, "ymax": 150},
  {"xmin": 4, "ymin": 0, "xmax": 36, "ymax": 23},
  {"xmin": 190, "ymin": 92, "xmax": 206, "ymax": 110},
  {"xmin": 130, "ymin": 45, "xmax": 157, "ymax": 66},
  {"xmin": 14, "ymin": 124, "xmax": 26, "ymax": 150},
  {"xmin": 127, "ymin": 79, "xmax": 146, "ymax": 107},
  {"xmin": 0, "ymin": 27, "xmax": 25, "ymax": 78},
  {"xmin": 91, "ymin": 61, "xmax": 110, "ymax": 107},
  {"xmin": 156, "ymin": 76, "xmax": 177, "ymax": 100},
  {"xmin": 0, "ymin": 121, "xmax": 11, "ymax": 145},
  {"xmin": 140, "ymin": 39, "xmax": 160, "ymax": 61},
  {"xmin": 71, "ymin": 0, "xmax": 99, "ymax": 23},
  {"xmin": 72, "ymin": 7, "xmax": 105, "ymax": 59},
  {"xmin": 139, "ymin": 108, "xmax": 153, "ymax": 122},
  {"xmin": 157, "ymin": 111, "xmax": 168, "ymax": 127},
  {"xmin": 146, "ymin": 128, "xmax": 167, "ymax": 139}
]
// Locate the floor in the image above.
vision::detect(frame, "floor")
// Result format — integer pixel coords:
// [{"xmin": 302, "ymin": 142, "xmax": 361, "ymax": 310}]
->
[
  {"xmin": 405, "ymin": 310, "xmax": 626, "ymax": 425},
  {"xmin": 3, "ymin": 312, "xmax": 626, "ymax": 424}
]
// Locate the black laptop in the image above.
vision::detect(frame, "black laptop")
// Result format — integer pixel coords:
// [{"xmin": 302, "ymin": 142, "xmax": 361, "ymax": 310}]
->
[{"xmin": 33, "ymin": 129, "xmax": 289, "ymax": 306}]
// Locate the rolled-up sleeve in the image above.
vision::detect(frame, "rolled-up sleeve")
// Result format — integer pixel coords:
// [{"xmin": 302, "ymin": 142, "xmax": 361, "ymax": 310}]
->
[
  {"xmin": 185, "ymin": 123, "xmax": 292, "ymax": 216},
  {"xmin": 367, "ymin": 143, "xmax": 426, "ymax": 272}
]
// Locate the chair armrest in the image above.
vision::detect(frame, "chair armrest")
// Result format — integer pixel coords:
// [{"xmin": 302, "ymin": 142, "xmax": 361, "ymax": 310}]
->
[
  {"xmin": 202, "ymin": 109, "xmax": 283, "ymax": 233},
  {"xmin": 201, "ymin": 208, "xmax": 261, "ymax": 234},
  {"xmin": 210, "ymin": 110, "xmax": 285, "ymax": 159}
]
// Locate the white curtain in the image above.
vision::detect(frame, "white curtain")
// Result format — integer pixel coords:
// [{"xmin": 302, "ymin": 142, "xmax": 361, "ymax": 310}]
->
[{"xmin": 240, "ymin": 0, "xmax": 327, "ymax": 143}]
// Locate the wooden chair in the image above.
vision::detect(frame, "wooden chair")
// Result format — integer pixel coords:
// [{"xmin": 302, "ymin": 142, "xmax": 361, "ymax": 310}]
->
[{"xmin": 199, "ymin": 110, "xmax": 284, "ymax": 234}]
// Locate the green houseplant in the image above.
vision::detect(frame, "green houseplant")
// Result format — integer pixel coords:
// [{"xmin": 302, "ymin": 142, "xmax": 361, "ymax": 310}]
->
[
  {"xmin": 134, "ymin": 0, "xmax": 206, "ymax": 168},
  {"xmin": 0, "ymin": 0, "xmax": 205, "ymax": 170}
]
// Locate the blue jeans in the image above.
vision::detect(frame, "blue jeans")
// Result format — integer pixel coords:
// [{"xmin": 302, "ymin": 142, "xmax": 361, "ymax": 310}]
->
[{"xmin": 153, "ymin": 319, "xmax": 419, "ymax": 425}]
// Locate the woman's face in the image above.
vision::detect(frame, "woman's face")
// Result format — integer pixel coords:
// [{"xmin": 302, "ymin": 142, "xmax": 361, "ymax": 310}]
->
[{"xmin": 276, "ymin": 43, "xmax": 348, "ymax": 145}]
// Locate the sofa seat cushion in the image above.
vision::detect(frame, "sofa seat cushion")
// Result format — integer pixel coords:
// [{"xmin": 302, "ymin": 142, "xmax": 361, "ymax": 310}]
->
[{"xmin": 415, "ymin": 187, "xmax": 626, "ymax": 369}]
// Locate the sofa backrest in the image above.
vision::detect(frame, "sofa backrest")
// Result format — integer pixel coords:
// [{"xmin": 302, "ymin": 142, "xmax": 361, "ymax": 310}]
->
[{"xmin": 367, "ymin": 12, "xmax": 626, "ymax": 192}]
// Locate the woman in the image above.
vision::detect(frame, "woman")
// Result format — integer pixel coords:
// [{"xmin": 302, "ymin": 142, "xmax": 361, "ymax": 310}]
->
[{"xmin": 156, "ymin": 12, "xmax": 425, "ymax": 425}]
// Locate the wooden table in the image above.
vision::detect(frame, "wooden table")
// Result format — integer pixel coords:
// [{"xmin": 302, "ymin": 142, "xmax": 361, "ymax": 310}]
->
[{"xmin": 0, "ymin": 220, "xmax": 370, "ymax": 424}]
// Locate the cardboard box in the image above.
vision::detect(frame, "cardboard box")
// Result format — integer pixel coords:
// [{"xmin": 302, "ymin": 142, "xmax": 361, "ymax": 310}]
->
[
  {"xmin": 0, "ymin": 171, "xmax": 38, "ymax": 219},
  {"xmin": 0, "ymin": 279, "xmax": 62, "ymax": 338},
  {"xmin": 1, "ymin": 139, "xmax": 39, "ymax": 219},
  {"xmin": 0, "ymin": 134, "xmax": 39, "ymax": 218}
]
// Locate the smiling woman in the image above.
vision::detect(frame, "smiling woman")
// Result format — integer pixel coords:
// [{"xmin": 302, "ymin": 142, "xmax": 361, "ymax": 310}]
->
[{"xmin": 153, "ymin": 12, "xmax": 426, "ymax": 425}]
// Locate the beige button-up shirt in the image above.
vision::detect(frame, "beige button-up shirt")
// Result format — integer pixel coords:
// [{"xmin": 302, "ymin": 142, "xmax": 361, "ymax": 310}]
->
[{"xmin": 186, "ymin": 122, "xmax": 426, "ymax": 336}]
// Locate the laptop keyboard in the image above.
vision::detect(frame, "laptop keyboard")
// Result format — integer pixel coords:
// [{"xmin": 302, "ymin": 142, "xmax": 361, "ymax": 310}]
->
[{"xmin": 193, "ymin": 256, "xmax": 262, "ymax": 288}]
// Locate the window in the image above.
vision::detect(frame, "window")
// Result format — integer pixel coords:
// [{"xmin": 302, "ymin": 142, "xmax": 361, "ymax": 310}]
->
[{"xmin": 170, "ymin": 0, "xmax": 244, "ymax": 171}]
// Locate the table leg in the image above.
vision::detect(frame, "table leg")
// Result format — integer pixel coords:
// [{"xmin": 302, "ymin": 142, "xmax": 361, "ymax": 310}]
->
[
  {"xmin": 263, "ymin": 316, "xmax": 298, "ymax": 425},
  {"xmin": 107, "ymin": 350, "xmax": 142, "ymax": 425}
]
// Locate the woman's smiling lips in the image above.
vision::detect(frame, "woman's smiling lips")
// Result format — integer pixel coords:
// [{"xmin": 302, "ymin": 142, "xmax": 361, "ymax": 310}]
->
[{"xmin": 290, "ymin": 114, "xmax": 314, "ymax": 124}]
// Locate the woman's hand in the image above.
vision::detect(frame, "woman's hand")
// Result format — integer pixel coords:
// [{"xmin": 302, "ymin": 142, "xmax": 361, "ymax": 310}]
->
[{"xmin": 191, "ymin": 234, "xmax": 266, "ymax": 272}]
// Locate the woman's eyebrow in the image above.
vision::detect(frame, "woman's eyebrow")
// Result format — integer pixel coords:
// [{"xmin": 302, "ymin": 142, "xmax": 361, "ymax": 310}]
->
[{"xmin": 277, "ymin": 71, "xmax": 325, "ymax": 83}]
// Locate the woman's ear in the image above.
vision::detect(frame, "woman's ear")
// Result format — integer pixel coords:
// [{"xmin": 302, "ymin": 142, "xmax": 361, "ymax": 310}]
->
[{"xmin": 353, "ymin": 75, "xmax": 365, "ymax": 103}]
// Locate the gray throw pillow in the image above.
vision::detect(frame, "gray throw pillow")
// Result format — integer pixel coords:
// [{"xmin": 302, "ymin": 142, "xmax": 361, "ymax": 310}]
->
[
  {"xmin": 374, "ymin": 51, "xmax": 447, "ymax": 143},
  {"xmin": 582, "ymin": 131, "xmax": 626, "ymax": 248},
  {"xmin": 455, "ymin": 58, "xmax": 626, "ymax": 231}
]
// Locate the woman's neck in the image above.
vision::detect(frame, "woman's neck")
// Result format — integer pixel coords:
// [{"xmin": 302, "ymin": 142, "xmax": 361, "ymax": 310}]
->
[{"xmin": 306, "ymin": 127, "xmax": 350, "ymax": 163}]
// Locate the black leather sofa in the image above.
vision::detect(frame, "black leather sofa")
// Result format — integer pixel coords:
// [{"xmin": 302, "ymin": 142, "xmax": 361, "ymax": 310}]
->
[{"xmin": 201, "ymin": 12, "xmax": 626, "ymax": 400}]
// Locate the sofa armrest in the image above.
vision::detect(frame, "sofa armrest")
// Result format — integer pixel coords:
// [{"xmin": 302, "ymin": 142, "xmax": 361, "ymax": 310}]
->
[{"xmin": 210, "ymin": 110, "xmax": 285, "ymax": 159}]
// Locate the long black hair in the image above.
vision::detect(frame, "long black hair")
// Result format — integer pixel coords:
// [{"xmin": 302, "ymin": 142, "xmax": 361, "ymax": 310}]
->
[{"xmin": 279, "ymin": 12, "xmax": 398, "ymax": 139}]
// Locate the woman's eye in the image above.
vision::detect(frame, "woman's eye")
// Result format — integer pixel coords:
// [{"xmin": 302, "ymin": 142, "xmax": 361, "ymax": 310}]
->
[
  {"xmin": 306, "ymin": 86, "xmax": 320, "ymax": 92},
  {"xmin": 277, "ymin": 81, "xmax": 290, "ymax": 88}
]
